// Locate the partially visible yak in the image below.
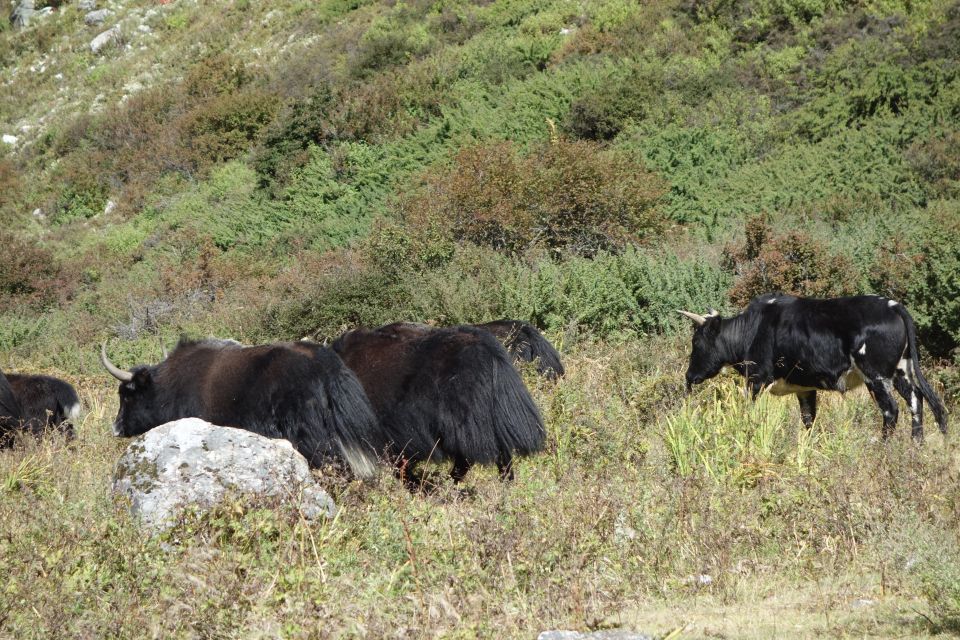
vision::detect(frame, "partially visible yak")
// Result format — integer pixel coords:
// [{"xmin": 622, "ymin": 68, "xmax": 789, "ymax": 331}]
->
[
  {"xmin": 331, "ymin": 323, "xmax": 546, "ymax": 482},
  {"xmin": 474, "ymin": 319, "xmax": 564, "ymax": 380},
  {"xmin": 100, "ymin": 338, "xmax": 384, "ymax": 477},
  {"xmin": 0, "ymin": 368, "xmax": 80, "ymax": 446}
]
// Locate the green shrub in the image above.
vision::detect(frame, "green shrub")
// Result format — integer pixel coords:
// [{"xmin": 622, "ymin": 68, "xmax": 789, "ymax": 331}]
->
[
  {"xmin": 563, "ymin": 64, "xmax": 664, "ymax": 141},
  {"xmin": 181, "ymin": 88, "xmax": 279, "ymax": 167},
  {"xmin": 903, "ymin": 201, "xmax": 960, "ymax": 357},
  {"xmin": 350, "ymin": 13, "xmax": 435, "ymax": 77}
]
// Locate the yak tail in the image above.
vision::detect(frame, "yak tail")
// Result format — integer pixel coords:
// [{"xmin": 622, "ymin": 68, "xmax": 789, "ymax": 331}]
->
[
  {"xmin": 442, "ymin": 329, "xmax": 546, "ymax": 464},
  {"xmin": 895, "ymin": 303, "xmax": 947, "ymax": 434},
  {"xmin": 314, "ymin": 349, "xmax": 384, "ymax": 479}
]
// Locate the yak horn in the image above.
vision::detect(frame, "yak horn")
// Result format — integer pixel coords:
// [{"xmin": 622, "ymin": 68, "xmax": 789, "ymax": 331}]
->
[
  {"xmin": 676, "ymin": 310, "xmax": 707, "ymax": 326},
  {"xmin": 100, "ymin": 343, "xmax": 133, "ymax": 382},
  {"xmin": 161, "ymin": 345, "xmax": 169, "ymax": 359}
]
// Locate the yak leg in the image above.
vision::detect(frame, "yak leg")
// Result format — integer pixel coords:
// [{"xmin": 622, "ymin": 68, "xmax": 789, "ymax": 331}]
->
[
  {"xmin": 893, "ymin": 374, "xmax": 924, "ymax": 442},
  {"xmin": 450, "ymin": 457, "xmax": 473, "ymax": 483},
  {"xmin": 796, "ymin": 391, "xmax": 817, "ymax": 428},
  {"xmin": 864, "ymin": 377, "xmax": 899, "ymax": 440},
  {"xmin": 497, "ymin": 453, "xmax": 514, "ymax": 482}
]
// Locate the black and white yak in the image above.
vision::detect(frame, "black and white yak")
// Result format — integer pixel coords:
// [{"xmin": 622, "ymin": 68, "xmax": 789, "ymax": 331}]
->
[{"xmin": 679, "ymin": 293, "xmax": 947, "ymax": 440}]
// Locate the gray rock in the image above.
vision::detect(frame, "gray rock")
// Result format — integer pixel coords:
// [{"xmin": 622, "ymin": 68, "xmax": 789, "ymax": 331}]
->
[
  {"xmin": 11, "ymin": 0, "xmax": 35, "ymax": 28},
  {"xmin": 112, "ymin": 418, "xmax": 336, "ymax": 530},
  {"xmin": 84, "ymin": 9, "xmax": 112, "ymax": 26},
  {"xmin": 538, "ymin": 633, "xmax": 653, "ymax": 640},
  {"xmin": 78, "ymin": 0, "xmax": 98, "ymax": 9},
  {"xmin": 90, "ymin": 26, "xmax": 122, "ymax": 54}
]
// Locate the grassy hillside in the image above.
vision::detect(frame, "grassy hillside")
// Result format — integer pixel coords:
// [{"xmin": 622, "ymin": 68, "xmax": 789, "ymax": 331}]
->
[{"xmin": 2, "ymin": 0, "xmax": 960, "ymax": 637}]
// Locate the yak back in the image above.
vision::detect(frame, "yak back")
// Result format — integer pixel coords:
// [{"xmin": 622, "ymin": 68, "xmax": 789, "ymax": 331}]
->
[
  {"xmin": 332, "ymin": 324, "xmax": 546, "ymax": 465},
  {"xmin": 3, "ymin": 373, "xmax": 78, "ymax": 440},
  {"xmin": 151, "ymin": 338, "xmax": 383, "ymax": 469},
  {"xmin": 475, "ymin": 319, "xmax": 564, "ymax": 379},
  {"xmin": 739, "ymin": 294, "xmax": 910, "ymax": 382}
]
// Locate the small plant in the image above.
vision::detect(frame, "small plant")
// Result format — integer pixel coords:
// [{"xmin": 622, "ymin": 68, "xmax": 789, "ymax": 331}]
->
[{"xmin": 663, "ymin": 377, "xmax": 791, "ymax": 485}]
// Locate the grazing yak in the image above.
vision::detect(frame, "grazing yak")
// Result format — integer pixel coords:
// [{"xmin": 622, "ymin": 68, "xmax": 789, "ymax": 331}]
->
[
  {"xmin": 331, "ymin": 323, "xmax": 546, "ymax": 482},
  {"xmin": 100, "ymin": 338, "xmax": 384, "ymax": 477},
  {"xmin": 679, "ymin": 293, "xmax": 947, "ymax": 440},
  {"xmin": 0, "ymin": 368, "xmax": 80, "ymax": 446},
  {"xmin": 474, "ymin": 319, "xmax": 564, "ymax": 380}
]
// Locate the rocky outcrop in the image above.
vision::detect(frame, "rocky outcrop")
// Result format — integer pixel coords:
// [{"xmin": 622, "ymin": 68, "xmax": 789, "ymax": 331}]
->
[{"xmin": 112, "ymin": 418, "xmax": 336, "ymax": 530}]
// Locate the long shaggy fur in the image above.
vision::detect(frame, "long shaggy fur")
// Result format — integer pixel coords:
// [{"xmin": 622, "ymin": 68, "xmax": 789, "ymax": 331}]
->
[
  {"xmin": 332, "ymin": 324, "xmax": 546, "ymax": 479},
  {"xmin": 475, "ymin": 319, "xmax": 565, "ymax": 380},
  {"xmin": 0, "ymin": 368, "xmax": 24, "ymax": 444},
  {"xmin": 108, "ymin": 338, "xmax": 384, "ymax": 477},
  {"xmin": 0, "ymin": 372, "xmax": 78, "ymax": 445}
]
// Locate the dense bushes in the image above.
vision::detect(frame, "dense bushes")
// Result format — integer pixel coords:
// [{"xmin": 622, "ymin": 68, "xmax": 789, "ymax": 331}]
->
[
  {"xmin": 0, "ymin": 232, "xmax": 72, "ymax": 311},
  {"xmin": 722, "ymin": 215, "xmax": 856, "ymax": 306},
  {"xmin": 400, "ymin": 138, "xmax": 665, "ymax": 256},
  {"xmin": 45, "ymin": 53, "xmax": 279, "ymax": 217}
]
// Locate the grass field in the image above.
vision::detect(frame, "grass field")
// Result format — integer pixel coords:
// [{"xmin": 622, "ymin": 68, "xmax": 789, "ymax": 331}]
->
[{"xmin": 2, "ymin": 340, "xmax": 959, "ymax": 638}]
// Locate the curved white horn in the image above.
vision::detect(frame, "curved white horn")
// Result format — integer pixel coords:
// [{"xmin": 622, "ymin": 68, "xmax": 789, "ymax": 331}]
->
[
  {"xmin": 676, "ymin": 310, "xmax": 707, "ymax": 326},
  {"xmin": 101, "ymin": 343, "xmax": 134, "ymax": 382}
]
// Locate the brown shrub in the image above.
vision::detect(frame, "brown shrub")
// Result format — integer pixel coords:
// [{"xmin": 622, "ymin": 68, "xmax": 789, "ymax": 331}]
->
[
  {"xmin": 400, "ymin": 138, "xmax": 665, "ymax": 256},
  {"xmin": 722, "ymin": 215, "xmax": 858, "ymax": 306},
  {"xmin": 0, "ymin": 232, "xmax": 74, "ymax": 311}
]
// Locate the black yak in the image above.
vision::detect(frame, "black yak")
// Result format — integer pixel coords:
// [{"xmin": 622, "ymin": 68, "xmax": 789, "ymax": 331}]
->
[
  {"xmin": 474, "ymin": 319, "xmax": 564, "ymax": 380},
  {"xmin": 680, "ymin": 293, "xmax": 947, "ymax": 440},
  {"xmin": 100, "ymin": 338, "xmax": 384, "ymax": 477},
  {"xmin": 331, "ymin": 323, "xmax": 546, "ymax": 482},
  {"xmin": 0, "ymin": 368, "xmax": 80, "ymax": 446}
]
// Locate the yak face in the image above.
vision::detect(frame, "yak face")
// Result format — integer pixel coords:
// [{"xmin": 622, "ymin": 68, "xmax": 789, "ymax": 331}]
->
[
  {"xmin": 112, "ymin": 367, "xmax": 161, "ymax": 437},
  {"xmin": 683, "ymin": 315, "xmax": 727, "ymax": 392}
]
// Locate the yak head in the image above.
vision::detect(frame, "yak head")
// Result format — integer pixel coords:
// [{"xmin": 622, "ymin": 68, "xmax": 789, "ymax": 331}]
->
[
  {"xmin": 677, "ymin": 309, "xmax": 726, "ymax": 393},
  {"xmin": 100, "ymin": 344, "xmax": 164, "ymax": 437}
]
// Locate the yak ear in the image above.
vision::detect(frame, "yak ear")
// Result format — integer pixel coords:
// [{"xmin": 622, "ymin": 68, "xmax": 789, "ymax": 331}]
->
[{"xmin": 131, "ymin": 368, "xmax": 153, "ymax": 388}]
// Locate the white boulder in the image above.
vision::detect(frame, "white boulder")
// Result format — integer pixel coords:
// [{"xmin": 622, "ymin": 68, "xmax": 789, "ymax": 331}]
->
[{"xmin": 112, "ymin": 418, "xmax": 337, "ymax": 531}]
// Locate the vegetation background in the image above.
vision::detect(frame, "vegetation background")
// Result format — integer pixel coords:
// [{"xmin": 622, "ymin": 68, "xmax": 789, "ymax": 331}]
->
[{"xmin": 2, "ymin": 0, "xmax": 960, "ymax": 636}]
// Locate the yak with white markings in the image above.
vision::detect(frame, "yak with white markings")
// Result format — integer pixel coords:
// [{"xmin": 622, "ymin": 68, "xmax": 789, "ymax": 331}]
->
[
  {"xmin": 0, "ymin": 368, "xmax": 80, "ymax": 446},
  {"xmin": 474, "ymin": 319, "xmax": 564, "ymax": 380},
  {"xmin": 331, "ymin": 323, "xmax": 546, "ymax": 482},
  {"xmin": 679, "ymin": 293, "xmax": 947, "ymax": 440},
  {"xmin": 100, "ymin": 338, "xmax": 384, "ymax": 477}
]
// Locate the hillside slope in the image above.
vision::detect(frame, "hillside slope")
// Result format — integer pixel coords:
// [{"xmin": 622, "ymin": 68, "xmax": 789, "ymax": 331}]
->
[{"xmin": 2, "ymin": 0, "xmax": 960, "ymax": 637}]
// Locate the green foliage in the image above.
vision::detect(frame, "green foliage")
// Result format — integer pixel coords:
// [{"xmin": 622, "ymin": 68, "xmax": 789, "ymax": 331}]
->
[
  {"xmin": 351, "ymin": 11, "xmax": 436, "ymax": 77},
  {"xmin": 903, "ymin": 201, "xmax": 960, "ymax": 357},
  {"xmin": 664, "ymin": 379, "xmax": 792, "ymax": 485}
]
